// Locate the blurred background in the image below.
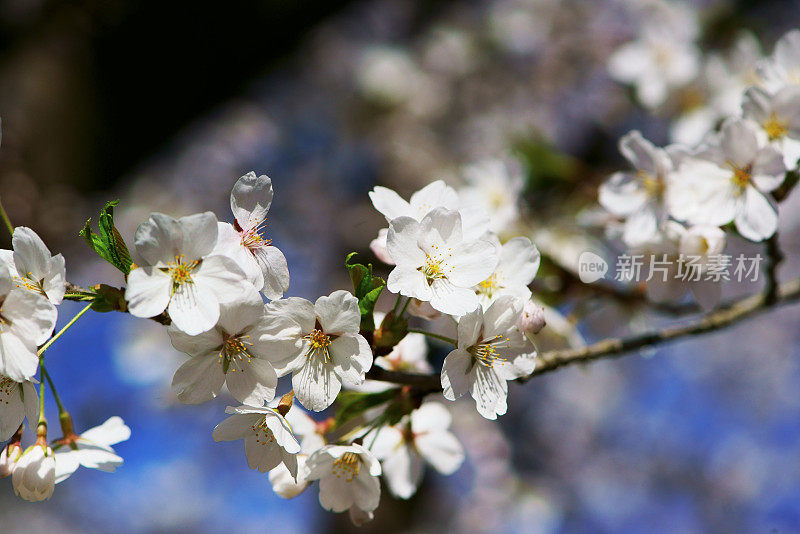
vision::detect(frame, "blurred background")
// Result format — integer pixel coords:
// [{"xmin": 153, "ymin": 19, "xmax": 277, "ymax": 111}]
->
[{"xmin": 2, "ymin": 0, "xmax": 800, "ymax": 532}]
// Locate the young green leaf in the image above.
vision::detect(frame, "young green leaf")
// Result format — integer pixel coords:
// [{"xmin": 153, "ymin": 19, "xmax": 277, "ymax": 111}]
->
[
  {"xmin": 345, "ymin": 252, "xmax": 386, "ymax": 333},
  {"xmin": 79, "ymin": 200, "xmax": 133, "ymax": 275}
]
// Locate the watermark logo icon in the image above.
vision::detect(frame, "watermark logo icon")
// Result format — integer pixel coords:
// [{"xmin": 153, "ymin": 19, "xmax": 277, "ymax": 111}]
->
[{"xmin": 578, "ymin": 251, "xmax": 608, "ymax": 283}]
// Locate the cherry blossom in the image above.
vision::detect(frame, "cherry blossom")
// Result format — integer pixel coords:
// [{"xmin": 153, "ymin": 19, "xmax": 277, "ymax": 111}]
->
[
  {"xmin": 668, "ymin": 118, "xmax": 785, "ymax": 241},
  {"xmin": 125, "ymin": 212, "xmax": 252, "ymax": 335},
  {"xmin": 212, "ymin": 172, "xmax": 290, "ymax": 300},
  {"xmin": 12, "ymin": 443, "xmax": 55, "ymax": 502},
  {"xmin": 52, "ymin": 416, "xmax": 131, "ymax": 483},
  {"xmin": 386, "ymin": 207, "xmax": 497, "ymax": 316},
  {"xmin": 213, "ymin": 404, "xmax": 301, "ymax": 476},
  {"xmin": 599, "ymin": 131, "xmax": 677, "ymax": 248},
  {"xmin": 0, "ymin": 227, "xmax": 66, "ymax": 305},
  {"xmin": 306, "ymin": 443, "xmax": 382, "ymax": 514},
  {"xmin": 441, "ymin": 296, "xmax": 536, "ymax": 420},
  {"xmin": 369, "ymin": 402, "xmax": 464, "ymax": 499},
  {"xmin": 262, "ymin": 291, "xmax": 373, "ymax": 411},
  {"xmin": 168, "ymin": 286, "xmax": 290, "ymax": 405}
]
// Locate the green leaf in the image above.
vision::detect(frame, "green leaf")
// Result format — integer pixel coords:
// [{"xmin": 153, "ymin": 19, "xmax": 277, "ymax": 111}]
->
[
  {"xmin": 334, "ymin": 389, "xmax": 398, "ymax": 428},
  {"xmin": 79, "ymin": 200, "xmax": 133, "ymax": 275},
  {"xmin": 345, "ymin": 252, "xmax": 385, "ymax": 334}
]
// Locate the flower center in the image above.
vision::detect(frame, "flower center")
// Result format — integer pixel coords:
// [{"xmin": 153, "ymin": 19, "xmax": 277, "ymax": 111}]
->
[
  {"xmin": 477, "ymin": 272, "xmax": 502, "ymax": 298},
  {"xmin": 763, "ymin": 113, "xmax": 789, "ymax": 141},
  {"xmin": 305, "ymin": 329, "xmax": 332, "ymax": 362},
  {"xmin": 729, "ymin": 162, "xmax": 752, "ymax": 192},
  {"xmin": 637, "ymin": 171, "xmax": 663, "ymax": 197},
  {"xmin": 219, "ymin": 334, "xmax": 253, "ymax": 374},
  {"xmin": 240, "ymin": 221, "xmax": 272, "ymax": 251},
  {"xmin": 332, "ymin": 451, "xmax": 361, "ymax": 481},
  {"xmin": 419, "ymin": 248, "xmax": 453, "ymax": 285},
  {"xmin": 165, "ymin": 255, "xmax": 200, "ymax": 291},
  {"xmin": 251, "ymin": 420, "xmax": 276, "ymax": 446},
  {"xmin": 14, "ymin": 272, "xmax": 45, "ymax": 295},
  {"xmin": 470, "ymin": 334, "xmax": 512, "ymax": 368}
]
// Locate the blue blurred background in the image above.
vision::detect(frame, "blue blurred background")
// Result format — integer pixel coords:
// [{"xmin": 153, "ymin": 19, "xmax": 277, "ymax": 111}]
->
[{"xmin": 3, "ymin": 0, "xmax": 800, "ymax": 532}]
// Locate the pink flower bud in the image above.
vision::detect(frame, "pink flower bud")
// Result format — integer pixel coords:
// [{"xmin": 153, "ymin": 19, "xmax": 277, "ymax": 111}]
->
[
  {"xmin": 517, "ymin": 300, "xmax": 546, "ymax": 335},
  {"xmin": 370, "ymin": 228, "xmax": 395, "ymax": 265}
]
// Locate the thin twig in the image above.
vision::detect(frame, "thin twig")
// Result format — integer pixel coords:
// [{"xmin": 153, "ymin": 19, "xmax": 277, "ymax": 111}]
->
[
  {"xmin": 366, "ymin": 278, "xmax": 800, "ymax": 391},
  {"xmin": 0, "ymin": 196, "xmax": 14, "ymax": 237},
  {"xmin": 764, "ymin": 233, "xmax": 783, "ymax": 305}
]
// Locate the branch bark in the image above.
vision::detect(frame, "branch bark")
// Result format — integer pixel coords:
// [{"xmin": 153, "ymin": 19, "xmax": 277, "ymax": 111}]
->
[{"xmin": 365, "ymin": 278, "xmax": 800, "ymax": 391}]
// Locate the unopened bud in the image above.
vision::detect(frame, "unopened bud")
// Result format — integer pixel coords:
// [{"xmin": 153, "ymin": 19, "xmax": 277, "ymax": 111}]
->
[
  {"xmin": 277, "ymin": 391, "xmax": 294, "ymax": 417},
  {"xmin": 517, "ymin": 300, "xmax": 546, "ymax": 335},
  {"xmin": 369, "ymin": 228, "xmax": 395, "ymax": 265},
  {"xmin": 0, "ymin": 442, "xmax": 22, "ymax": 478}
]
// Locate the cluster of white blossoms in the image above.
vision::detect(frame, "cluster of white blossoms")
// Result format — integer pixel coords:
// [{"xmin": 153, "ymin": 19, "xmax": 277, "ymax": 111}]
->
[
  {"xmin": 0, "ymin": 226, "xmax": 130, "ymax": 501},
  {"xmin": 0, "ymin": 160, "xmax": 543, "ymax": 521},
  {"xmin": 599, "ymin": 28, "xmax": 800, "ymax": 308}
]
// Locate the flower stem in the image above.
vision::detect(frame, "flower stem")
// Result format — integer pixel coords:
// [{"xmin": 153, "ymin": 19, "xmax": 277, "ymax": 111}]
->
[
  {"xmin": 389, "ymin": 294, "xmax": 403, "ymax": 317},
  {"xmin": 399, "ymin": 297, "xmax": 411, "ymax": 317},
  {"xmin": 41, "ymin": 366, "xmax": 67, "ymax": 416},
  {"xmin": 38, "ymin": 375, "xmax": 46, "ymax": 425},
  {"xmin": 0, "ymin": 196, "xmax": 14, "ymax": 237},
  {"xmin": 407, "ymin": 328, "xmax": 456, "ymax": 345},
  {"xmin": 38, "ymin": 303, "xmax": 93, "ymax": 357}
]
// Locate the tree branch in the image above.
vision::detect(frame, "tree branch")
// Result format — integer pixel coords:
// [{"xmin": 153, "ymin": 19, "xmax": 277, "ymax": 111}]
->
[{"xmin": 365, "ymin": 278, "xmax": 800, "ymax": 391}]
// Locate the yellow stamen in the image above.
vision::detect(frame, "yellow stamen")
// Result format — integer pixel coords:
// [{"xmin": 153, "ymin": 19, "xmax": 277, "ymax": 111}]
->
[
  {"xmin": 305, "ymin": 329, "xmax": 332, "ymax": 362},
  {"xmin": 332, "ymin": 451, "xmax": 361, "ymax": 481},
  {"xmin": 763, "ymin": 113, "xmax": 788, "ymax": 141}
]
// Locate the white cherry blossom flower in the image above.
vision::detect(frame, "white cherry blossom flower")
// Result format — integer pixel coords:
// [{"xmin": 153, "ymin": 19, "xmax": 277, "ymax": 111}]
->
[
  {"xmin": 0, "ymin": 227, "xmax": 66, "ymax": 305},
  {"xmin": 474, "ymin": 236, "xmax": 540, "ymax": 309},
  {"xmin": 607, "ymin": 29, "xmax": 699, "ymax": 109},
  {"xmin": 52, "ymin": 416, "xmax": 131, "ymax": 483},
  {"xmin": 12, "ymin": 443, "xmax": 55, "ymax": 501},
  {"xmin": 125, "ymin": 212, "xmax": 252, "ymax": 335},
  {"xmin": 369, "ymin": 228, "xmax": 393, "ymax": 264},
  {"xmin": 742, "ymin": 85, "xmax": 800, "ymax": 168},
  {"xmin": 0, "ymin": 441, "xmax": 22, "ymax": 478},
  {"xmin": 212, "ymin": 172, "xmax": 290, "ymax": 300},
  {"xmin": 0, "ymin": 266, "xmax": 57, "ymax": 382},
  {"xmin": 386, "ymin": 207, "xmax": 497, "ymax": 316},
  {"xmin": 757, "ymin": 29, "xmax": 800, "ymax": 92},
  {"xmin": 599, "ymin": 131, "xmax": 676, "ymax": 248},
  {"xmin": 306, "ymin": 443, "xmax": 382, "ymax": 513},
  {"xmin": 0, "ymin": 375, "xmax": 38, "ymax": 441},
  {"xmin": 459, "ymin": 158, "xmax": 524, "ymax": 234},
  {"xmin": 441, "ymin": 296, "xmax": 535, "ymax": 420},
  {"xmin": 213, "ymin": 404, "xmax": 301, "ymax": 476},
  {"xmin": 168, "ymin": 286, "xmax": 289, "ymax": 405},
  {"xmin": 668, "ymin": 118, "xmax": 785, "ymax": 241},
  {"xmin": 369, "ymin": 180, "xmax": 490, "ymax": 265},
  {"xmin": 369, "ymin": 402, "xmax": 464, "ymax": 499},
  {"xmin": 263, "ymin": 291, "xmax": 373, "ymax": 412}
]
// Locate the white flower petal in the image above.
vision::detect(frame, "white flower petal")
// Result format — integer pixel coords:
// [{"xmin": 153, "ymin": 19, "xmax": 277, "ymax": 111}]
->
[
  {"xmin": 178, "ymin": 212, "xmax": 218, "ymax": 259},
  {"xmin": 125, "ymin": 267, "xmax": 172, "ymax": 319},
  {"xmin": 315, "ymin": 290, "xmax": 360, "ymax": 335},
  {"xmin": 171, "ymin": 353, "xmax": 226, "ymax": 404},
  {"xmin": 415, "ymin": 431, "xmax": 464, "ymax": 475},
  {"xmin": 231, "ymin": 172, "xmax": 273, "ymax": 231},
  {"xmin": 292, "ymin": 359, "xmax": 341, "ymax": 412},
  {"xmin": 735, "ymin": 187, "xmax": 778, "ymax": 241},
  {"xmin": 134, "ymin": 213, "xmax": 182, "ymax": 265},
  {"xmin": 441, "ymin": 349, "xmax": 473, "ymax": 401},
  {"xmin": 226, "ymin": 358, "xmax": 278, "ymax": 405},
  {"xmin": 253, "ymin": 246, "xmax": 290, "ymax": 300}
]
